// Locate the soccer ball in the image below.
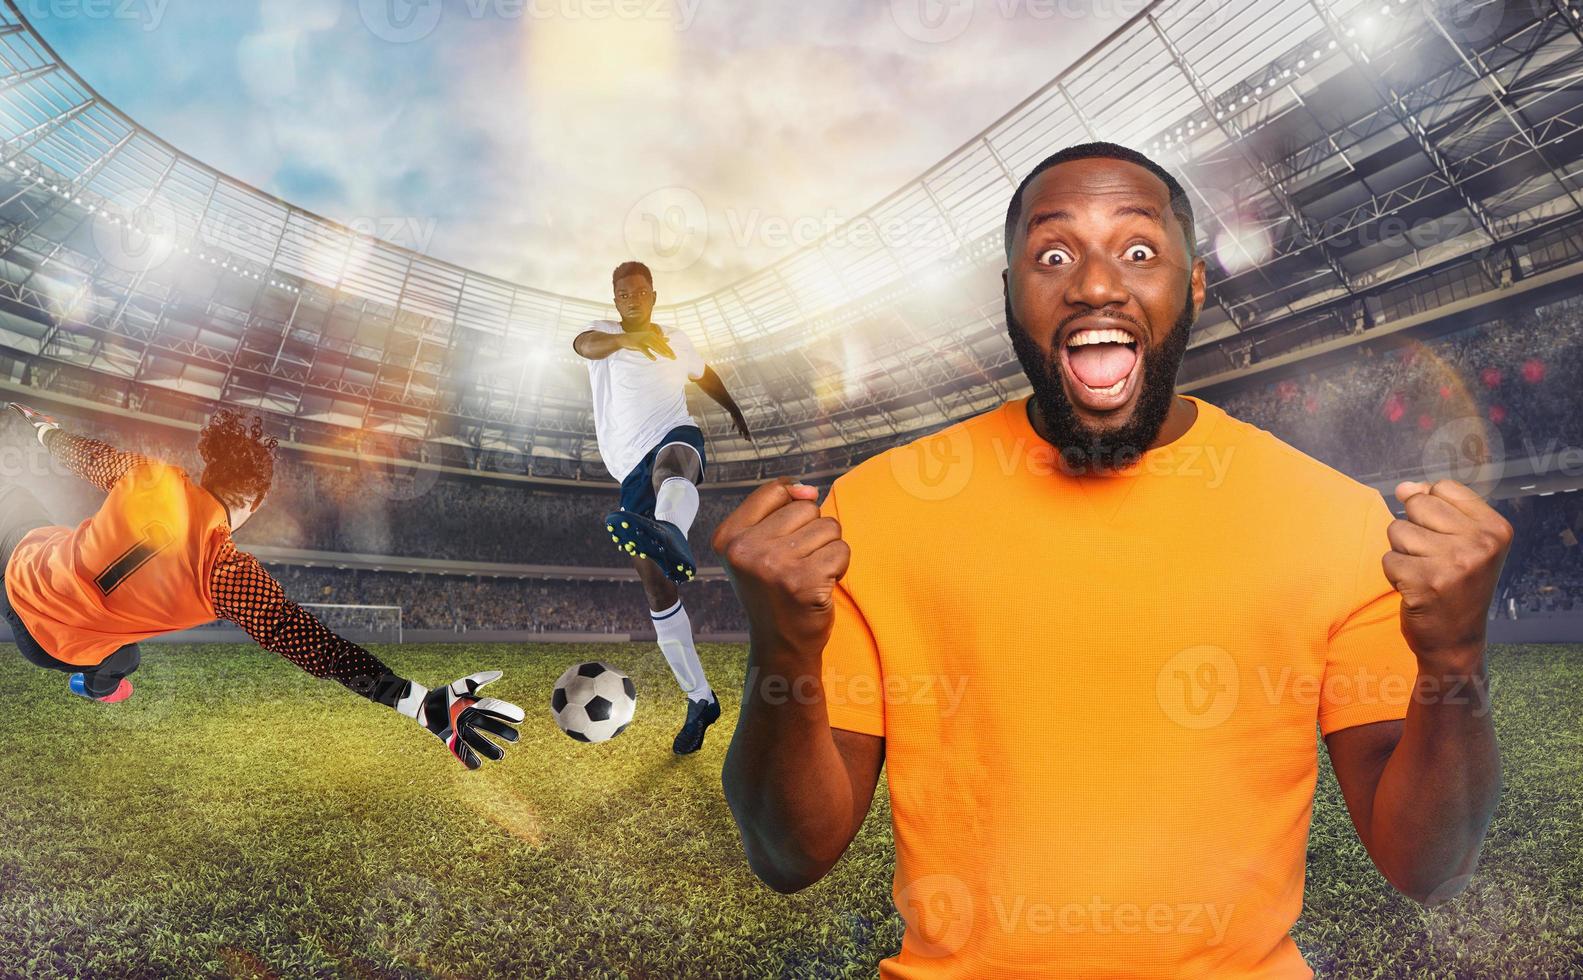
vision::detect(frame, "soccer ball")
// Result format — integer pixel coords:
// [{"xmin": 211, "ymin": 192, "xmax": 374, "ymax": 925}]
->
[{"xmin": 551, "ymin": 662, "xmax": 637, "ymax": 743}]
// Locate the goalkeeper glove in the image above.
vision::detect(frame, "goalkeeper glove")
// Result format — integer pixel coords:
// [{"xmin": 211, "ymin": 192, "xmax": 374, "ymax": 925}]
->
[
  {"xmin": 395, "ymin": 670, "xmax": 524, "ymax": 769},
  {"xmin": 8, "ymin": 402, "xmax": 61, "ymax": 446}
]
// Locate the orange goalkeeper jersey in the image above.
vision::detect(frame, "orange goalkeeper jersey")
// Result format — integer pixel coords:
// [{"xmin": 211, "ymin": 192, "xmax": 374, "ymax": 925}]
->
[
  {"xmin": 3, "ymin": 432, "xmax": 405, "ymax": 706},
  {"xmin": 7, "ymin": 449, "xmax": 228, "ymax": 665},
  {"xmin": 818, "ymin": 394, "xmax": 1421, "ymax": 979}
]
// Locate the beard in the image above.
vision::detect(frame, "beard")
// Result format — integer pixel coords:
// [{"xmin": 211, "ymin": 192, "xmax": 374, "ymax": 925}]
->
[{"xmin": 1004, "ymin": 289, "xmax": 1195, "ymax": 474}]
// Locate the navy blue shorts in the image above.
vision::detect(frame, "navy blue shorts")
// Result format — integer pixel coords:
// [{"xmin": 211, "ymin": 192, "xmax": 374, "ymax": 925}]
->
[{"xmin": 617, "ymin": 425, "xmax": 706, "ymax": 518}]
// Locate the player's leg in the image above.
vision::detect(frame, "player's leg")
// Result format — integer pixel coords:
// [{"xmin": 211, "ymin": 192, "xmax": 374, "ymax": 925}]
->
[
  {"xmin": 651, "ymin": 441, "xmax": 702, "ymax": 537},
  {"xmin": 0, "ymin": 485, "xmax": 70, "ymax": 677},
  {"xmin": 73, "ymin": 642, "xmax": 139, "ymax": 702},
  {"xmin": 633, "ymin": 554, "xmax": 719, "ymax": 754},
  {"xmin": 604, "ymin": 430, "xmax": 706, "ymax": 583},
  {"xmin": 0, "ymin": 485, "xmax": 135, "ymax": 703}
]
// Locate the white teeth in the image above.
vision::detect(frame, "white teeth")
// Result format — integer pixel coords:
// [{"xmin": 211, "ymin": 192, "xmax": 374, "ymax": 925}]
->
[
  {"xmin": 1066, "ymin": 327, "xmax": 1135, "ymax": 347},
  {"xmin": 1082, "ymin": 376, "xmax": 1127, "ymax": 396}
]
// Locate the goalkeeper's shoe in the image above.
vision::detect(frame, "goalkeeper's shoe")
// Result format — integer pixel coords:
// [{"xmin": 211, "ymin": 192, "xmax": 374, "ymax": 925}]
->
[
  {"xmin": 603, "ymin": 510, "xmax": 696, "ymax": 583},
  {"xmin": 68, "ymin": 674, "xmax": 133, "ymax": 703},
  {"xmin": 8, "ymin": 402, "xmax": 61, "ymax": 446},
  {"xmin": 672, "ymin": 694, "xmax": 721, "ymax": 756}
]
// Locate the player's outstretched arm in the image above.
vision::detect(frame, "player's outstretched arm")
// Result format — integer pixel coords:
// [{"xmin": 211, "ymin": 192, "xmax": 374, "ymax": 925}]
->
[
  {"xmin": 718, "ymin": 477, "xmax": 882, "ymax": 892},
  {"xmin": 9, "ymin": 402, "xmax": 156, "ymax": 492},
  {"xmin": 572, "ymin": 328, "xmax": 674, "ymax": 361},
  {"xmin": 692, "ymin": 367, "xmax": 752, "ymax": 443},
  {"xmin": 210, "ymin": 544, "xmax": 524, "ymax": 769},
  {"xmin": 1325, "ymin": 479, "xmax": 1508, "ymax": 905}
]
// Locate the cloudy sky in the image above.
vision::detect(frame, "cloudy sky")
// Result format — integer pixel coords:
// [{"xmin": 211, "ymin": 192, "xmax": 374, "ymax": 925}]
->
[{"xmin": 34, "ymin": 0, "xmax": 1135, "ymax": 301}]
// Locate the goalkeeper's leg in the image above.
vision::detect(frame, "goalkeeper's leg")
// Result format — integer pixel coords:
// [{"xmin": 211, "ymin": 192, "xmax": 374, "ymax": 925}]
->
[
  {"xmin": 73, "ymin": 643, "xmax": 140, "ymax": 701},
  {"xmin": 0, "ymin": 483, "xmax": 61, "ymax": 673},
  {"xmin": 0, "ymin": 484, "xmax": 137, "ymax": 702}
]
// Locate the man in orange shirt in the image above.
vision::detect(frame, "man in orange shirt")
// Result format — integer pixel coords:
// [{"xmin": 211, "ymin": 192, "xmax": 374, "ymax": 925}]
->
[
  {"xmin": 718, "ymin": 143, "xmax": 1509, "ymax": 976},
  {"xmin": 1, "ymin": 404, "xmax": 523, "ymax": 769}
]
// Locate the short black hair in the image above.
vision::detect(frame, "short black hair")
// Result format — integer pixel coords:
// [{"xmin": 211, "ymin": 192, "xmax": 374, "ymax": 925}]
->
[
  {"xmin": 611, "ymin": 260, "xmax": 653, "ymax": 288},
  {"xmin": 1003, "ymin": 141, "xmax": 1195, "ymax": 260},
  {"xmin": 198, "ymin": 408, "xmax": 278, "ymax": 510}
]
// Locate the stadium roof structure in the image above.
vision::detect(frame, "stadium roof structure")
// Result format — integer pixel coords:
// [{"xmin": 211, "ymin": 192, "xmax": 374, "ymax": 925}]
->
[{"xmin": 0, "ymin": 0, "xmax": 1580, "ymax": 486}]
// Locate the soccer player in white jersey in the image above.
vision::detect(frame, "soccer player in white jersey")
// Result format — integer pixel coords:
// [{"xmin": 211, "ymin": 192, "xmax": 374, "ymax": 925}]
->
[{"xmin": 572, "ymin": 260, "xmax": 752, "ymax": 754}]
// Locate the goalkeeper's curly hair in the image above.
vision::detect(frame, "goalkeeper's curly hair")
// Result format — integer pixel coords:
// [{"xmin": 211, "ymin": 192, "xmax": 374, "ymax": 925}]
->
[{"xmin": 198, "ymin": 408, "xmax": 278, "ymax": 510}]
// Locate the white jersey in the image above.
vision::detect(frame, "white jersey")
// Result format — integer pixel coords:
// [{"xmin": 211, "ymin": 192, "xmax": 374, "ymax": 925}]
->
[{"xmin": 581, "ymin": 319, "xmax": 707, "ymax": 483}]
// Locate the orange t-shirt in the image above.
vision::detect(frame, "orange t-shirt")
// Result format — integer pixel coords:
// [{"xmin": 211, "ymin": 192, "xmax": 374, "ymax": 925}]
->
[
  {"xmin": 819, "ymin": 394, "xmax": 1418, "ymax": 978},
  {"xmin": 5, "ymin": 460, "xmax": 230, "ymax": 665}
]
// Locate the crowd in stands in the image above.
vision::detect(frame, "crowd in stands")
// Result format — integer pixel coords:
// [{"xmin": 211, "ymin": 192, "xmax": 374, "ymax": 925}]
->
[
  {"xmin": 1497, "ymin": 492, "xmax": 1583, "ymax": 616},
  {"xmin": 266, "ymin": 565, "xmax": 748, "ymax": 634},
  {"xmin": 1218, "ymin": 301, "xmax": 1583, "ymax": 480}
]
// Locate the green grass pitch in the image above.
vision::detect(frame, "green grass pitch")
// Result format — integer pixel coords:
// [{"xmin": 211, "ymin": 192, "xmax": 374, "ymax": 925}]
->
[{"xmin": 0, "ymin": 642, "xmax": 1577, "ymax": 978}]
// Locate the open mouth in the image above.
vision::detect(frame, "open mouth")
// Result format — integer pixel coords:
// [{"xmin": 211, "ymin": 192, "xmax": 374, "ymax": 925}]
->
[{"xmin": 1057, "ymin": 324, "xmax": 1144, "ymax": 413}]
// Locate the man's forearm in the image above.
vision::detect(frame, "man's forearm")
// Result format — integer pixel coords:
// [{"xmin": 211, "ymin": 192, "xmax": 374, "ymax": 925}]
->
[
  {"xmin": 43, "ymin": 430, "xmax": 150, "ymax": 492},
  {"xmin": 723, "ymin": 645, "xmax": 860, "ymax": 892},
  {"xmin": 1368, "ymin": 661, "xmax": 1500, "ymax": 902},
  {"xmin": 573, "ymin": 331, "xmax": 627, "ymax": 359},
  {"xmin": 696, "ymin": 372, "xmax": 745, "ymax": 421}
]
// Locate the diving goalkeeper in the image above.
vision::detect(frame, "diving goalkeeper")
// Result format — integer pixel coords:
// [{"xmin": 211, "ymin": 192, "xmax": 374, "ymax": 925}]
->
[{"xmin": 0, "ymin": 402, "xmax": 524, "ymax": 769}]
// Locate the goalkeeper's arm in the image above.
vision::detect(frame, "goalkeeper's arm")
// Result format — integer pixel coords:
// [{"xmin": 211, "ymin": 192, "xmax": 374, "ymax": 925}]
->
[
  {"xmin": 210, "ymin": 543, "xmax": 523, "ymax": 768},
  {"xmin": 10, "ymin": 402, "xmax": 158, "ymax": 493}
]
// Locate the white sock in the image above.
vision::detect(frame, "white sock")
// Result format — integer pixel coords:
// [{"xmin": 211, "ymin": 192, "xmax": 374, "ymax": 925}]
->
[
  {"xmin": 654, "ymin": 476, "xmax": 699, "ymax": 536},
  {"xmin": 651, "ymin": 598, "xmax": 712, "ymax": 701}
]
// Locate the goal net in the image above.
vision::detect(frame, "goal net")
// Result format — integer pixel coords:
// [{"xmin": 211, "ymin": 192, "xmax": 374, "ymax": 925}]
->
[{"xmin": 301, "ymin": 603, "xmax": 404, "ymax": 644}]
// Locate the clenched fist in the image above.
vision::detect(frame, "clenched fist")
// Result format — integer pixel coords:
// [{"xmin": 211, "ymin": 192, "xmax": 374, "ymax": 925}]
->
[
  {"xmin": 712, "ymin": 477, "xmax": 850, "ymax": 660},
  {"xmin": 1384, "ymin": 479, "xmax": 1514, "ymax": 672}
]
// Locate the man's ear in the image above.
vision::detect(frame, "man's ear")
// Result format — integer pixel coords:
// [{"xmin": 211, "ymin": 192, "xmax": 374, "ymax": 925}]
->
[{"xmin": 1189, "ymin": 257, "xmax": 1207, "ymax": 319}]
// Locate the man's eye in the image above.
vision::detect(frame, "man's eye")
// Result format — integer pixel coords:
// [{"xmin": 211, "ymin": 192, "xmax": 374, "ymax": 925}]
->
[
  {"xmin": 1036, "ymin": 247, "xmax": 1073, "ymax": 266},
  {"xmin": 1125, "ymin": 244, "xmax": 1157, "ymax": 261}
]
